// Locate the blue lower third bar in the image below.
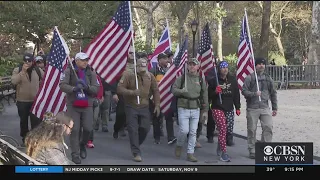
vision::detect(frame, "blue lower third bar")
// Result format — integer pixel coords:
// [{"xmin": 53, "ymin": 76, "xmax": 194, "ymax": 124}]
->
[{"xmin": 15, "ymin": 166, "xmax": 63, "ymax": 173}]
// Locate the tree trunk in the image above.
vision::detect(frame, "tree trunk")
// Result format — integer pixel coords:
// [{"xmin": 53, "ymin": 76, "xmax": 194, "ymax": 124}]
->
[
  {"xmin": 307, "ymin": 1, "xmax": 320, "ymax": 65},
  {"xmin": 133, "ymin": 7, "xmax": 144, "ymax": 41},
  {"xmin": 145, "ymin": 11, "xmax": 153, "ymax": 50},
  {"xmin": 216, "ymin": 2, "xmax": 223, "ymax": 61},
  {"xmin": 258, "ymin": 1, "xmax": 271, "ymax": 61},
  {"xmin": 275, "ymin": 36, "xmax": 285, "ymax": 57},
  {"xmin": 178, "ymin": 20, "xmax": 185, "ymax": 45}
]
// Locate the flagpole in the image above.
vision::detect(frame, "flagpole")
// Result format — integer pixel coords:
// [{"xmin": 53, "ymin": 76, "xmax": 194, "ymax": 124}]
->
[
  {"xmin": 244, "ymin": 8, "xmax": 261, "ymax": 102},
  {"xmin": 129, "ymin": 1, "xmax": 140, "ymax": 104},
  {"xmin": 166, "ymin": 18, "xmax": 172, "ymax": 50},
  {"xmin": 213, "ymin": 55, "xmax": 222, "ymax": 104},
  {"xmin": 55, "ymin": 26, "xmax": 85, "ymax": 95}
]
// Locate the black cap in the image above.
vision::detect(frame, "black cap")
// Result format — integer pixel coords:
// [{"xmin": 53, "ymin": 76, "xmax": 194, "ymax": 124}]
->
[
  {"xmin": 165, "ymin": 50, "xmax": 174, "ymax": 57},
  {"xmin": 23, "ymin": 53, "xmax": 34, "ymax": 62},
  {"xmin": 157, "ymin": 53, "xmax": 167, "ymax": 60},
  {"xmin": 255, "ymin": 57, "xmax": 266, "ymax": 66}
]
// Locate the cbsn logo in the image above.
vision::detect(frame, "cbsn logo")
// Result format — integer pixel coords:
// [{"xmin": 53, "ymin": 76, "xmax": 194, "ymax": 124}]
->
[
  {"xmin": 263, "ymin": 145, "xmax": 305, "ymax": 162},
  {"xmin": 255, "ymin": 142, "xmax": 313, "ymax": 165}
]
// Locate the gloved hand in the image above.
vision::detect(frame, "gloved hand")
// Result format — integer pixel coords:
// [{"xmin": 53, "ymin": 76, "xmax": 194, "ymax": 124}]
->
[
  {"xmin": 73, "ymin": 85, "xmax": 82, "ymax": 92},
  {"xmin": 130, "ymin": 89, "xmax": 141, "ymax": 96},
  {"xmin": 201, "ymin": 112, "xmax": 208, "ymax": 125},
  {"xmin": 215, "ymin": 86, "xmax": 222, "ymax": 94},
  {"xmin": 154, "ymin": 106, "xmax": 161, "ymax": 117},
  {"xmin": 77, "ymin": 79, "xmax": 88, "ymax": 89},
  {"xmin": 236, "ymin": 109, "xmax": 241, "ymax": 116}
]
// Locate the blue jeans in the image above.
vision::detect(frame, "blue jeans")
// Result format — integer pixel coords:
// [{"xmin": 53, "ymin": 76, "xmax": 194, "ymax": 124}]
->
[{"xmin": 176, "ymin": 108, "xmax": 200, "ymax": 154}]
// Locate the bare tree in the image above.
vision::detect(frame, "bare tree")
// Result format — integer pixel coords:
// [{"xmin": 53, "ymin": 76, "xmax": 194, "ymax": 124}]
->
[
  {"xmin": 132, "ymin": 1, "xmax": 161, "ymax": 50},
  {"xmin": 258, "ymin": 1, "xmax": 271, "ymax": 61}
]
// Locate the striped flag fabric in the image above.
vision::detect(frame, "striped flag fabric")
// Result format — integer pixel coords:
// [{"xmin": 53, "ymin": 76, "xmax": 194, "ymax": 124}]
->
[
  {"xmin": 31, "ymin": 27, "xmax": 68, "ymax": 118},
  {"xmin": 84, "ymin": 1, "xmax": 132, "ymax": 84},
  {"xmin": 197, "ymin": 23, "xmax": 214, "ymax": 76},
  {"xmin": 148, "ymin": 25, "xmax": 171, "ymax": 70},
  {"xmin": 158, "ymin": 37, "xmax": 188, "ymax": 114},
  {"xmin": 236, "ymin": 14, "xmax": 254, "ymax": 90}
]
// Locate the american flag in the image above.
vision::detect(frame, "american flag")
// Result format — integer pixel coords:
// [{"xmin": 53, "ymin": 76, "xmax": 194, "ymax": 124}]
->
[
  {"xmin": 31, "ymin": 27, "xmax": 68, "ymax": 118},
  {"xmin": 84, "ymin": 1, "xmax": 132, "ymax": 84},
  {"xmin": 158, "ymin": 37, "xmax": 188, "ymax": 114},
  {"xmin": 148, "ymin": 25, "xmax": 171, "ymax": 70},
  {"xmin": 236, "ymin": 14, "xmax": 254, "ymax": 90},
  {"xmin": 197, "ymin": 23, "xmax": 214, "ymax": 76}
]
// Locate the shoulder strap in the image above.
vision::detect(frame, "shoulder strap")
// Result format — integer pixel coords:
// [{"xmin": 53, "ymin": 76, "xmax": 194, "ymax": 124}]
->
[
  {"xmin": 180, "ymin": 73, "xmax": 185, "ymax": 89},
  {"xmin": 18, "ymin": 65, "xmax": 22, "ymax": 73},
  {"xmin": 34, "ymin": 67, "xmax": 42, "ymax": 81}
]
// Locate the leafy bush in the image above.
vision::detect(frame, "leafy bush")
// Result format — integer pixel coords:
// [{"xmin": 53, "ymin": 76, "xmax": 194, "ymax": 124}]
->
[
  {"xmin": 268, "ymin": 51, "xmax": 287, "ymax": 65},
  {"xmin": 0, "ymin": 53, "xmax": 21, "ymax": 76},
  {"xmin": 224, "ymin": 53, "xmax": 238, "ymax": 75}
]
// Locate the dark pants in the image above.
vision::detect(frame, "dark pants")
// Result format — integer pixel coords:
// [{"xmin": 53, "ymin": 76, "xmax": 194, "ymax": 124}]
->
[
  {"xmin": 67, "ymin": 106, "xmax": 93, "ymax": 157},
  {"xmin": 206, "ymin": 108, "xmax": 216, "ymax": 139},
  {"xmin": 16, "ymin": 101, "xmax": 41, "ymax": 140},
  {"xmin": 152, "ymin": 111, "xmax": 175, "ymax": 141},
  {"xmin": 196, "ymin": 122, "xmax": 202, "ymax": 139},
  {"xmin": 114, "ymin": 97, "xmax": 126, "ymax": 133},
  {"xmin": 125, "ymin": 105, "xmax": 151, "ymax": 155},
  {"xmin": 150, "ymin": 100, "xmax": 175, "ymax": 141}
]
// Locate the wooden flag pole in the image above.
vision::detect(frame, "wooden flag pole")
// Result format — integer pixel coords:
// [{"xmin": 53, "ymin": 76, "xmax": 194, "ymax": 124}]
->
[
  {"xmin": 129, "ymin": 1, "xmax": 140, "ymax": 104},
  {"xmin": 244, "ymin": 8, "xmax": 261, "ymax": 101}
]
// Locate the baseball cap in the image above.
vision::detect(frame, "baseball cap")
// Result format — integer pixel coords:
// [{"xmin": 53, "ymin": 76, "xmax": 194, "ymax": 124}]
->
[
  {"xmin": 188, "ymin": 58, "xmax": 200, "ymax": 65},
  {"xmin": 165, "ymin": 50, "xmax": 174, "ymax": 57},
  {"xmin": 157, "ymin": 53, "xmax": 167, "ymax": 60},
  {"xmin": 23, "ymin": 53, "xmax": 34, "ymax": 62},
  {"xmin": 75, "ymin": 52, "xmax": 89, "ymax": 60},
  {"xmin": 255, "ymin": 57, "xmax": 266, "ymax": 66},
  {"xmin": 35, "ymin": 56, "xmax": 44, "ymax": 62}
]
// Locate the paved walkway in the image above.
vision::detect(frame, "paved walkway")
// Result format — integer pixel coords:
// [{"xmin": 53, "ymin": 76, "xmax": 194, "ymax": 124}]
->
[{"xmin": 1, "ymin": 102, "xmax": 318, "ymax": 165}]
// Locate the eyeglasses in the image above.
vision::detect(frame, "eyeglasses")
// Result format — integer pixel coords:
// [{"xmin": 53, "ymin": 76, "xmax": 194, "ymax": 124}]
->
[{"xmin": 65, "ymin": 124, "xmax": 72, "ymax": 131}]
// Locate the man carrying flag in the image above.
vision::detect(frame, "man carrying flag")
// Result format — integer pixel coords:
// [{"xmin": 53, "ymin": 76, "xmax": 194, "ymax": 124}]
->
[
  {"xmin": 238, "ymin": 11, "xmax": 278, "ymax": 159},
  {"xmin": 172, "ymin": 58, "xmax": 209, "ymax": 162},
  {"xmin": 60, "ymin": 52, "xmax": 99, "ymax": 164},
  {"xmin": 117, "ymin": 58, "xmax": 160, "ymax": 162},
  {"xmin": 149, "ymin": 52, "xmax": 177, "ymax": 145}
]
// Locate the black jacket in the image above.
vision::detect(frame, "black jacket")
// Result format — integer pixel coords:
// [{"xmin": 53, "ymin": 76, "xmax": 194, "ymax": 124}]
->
[{"xmin": 208, "ymin": 73, "xmax": 241, "ymax": 111}]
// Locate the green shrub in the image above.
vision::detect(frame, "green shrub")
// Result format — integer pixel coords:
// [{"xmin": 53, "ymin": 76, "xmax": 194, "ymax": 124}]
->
[
  {"xmin": 224, "ymin": 53, "xmax": 238, "ymax": 75},
  {"xmin": 0, "ymin": 53, "xmax": 21, "ymax": 76},
  {"xmin": 268, "ymin": 51, "xmax": 287, "ymax": 65}
]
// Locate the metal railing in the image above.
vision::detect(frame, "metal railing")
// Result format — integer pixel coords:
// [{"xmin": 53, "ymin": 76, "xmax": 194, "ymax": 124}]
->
[{"xmin": 265, "ymin": 64, "xmax": 320, "ymax": 89}]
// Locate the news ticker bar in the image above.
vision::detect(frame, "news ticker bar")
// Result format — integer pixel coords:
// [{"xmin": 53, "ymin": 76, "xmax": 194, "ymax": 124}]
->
[
  {"xmin": 0, "ymin": 165, "xmax": 315, "ymax": 174},
  {"xmin": 14, "ymin": 166, "xmax": 255, "ymax": 173}
]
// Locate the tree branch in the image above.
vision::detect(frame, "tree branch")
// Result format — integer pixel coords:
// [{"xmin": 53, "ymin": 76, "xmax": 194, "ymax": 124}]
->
[
  {"xmin": 131, "ymin": 5, "xmax": 149, "ymax": 12},
  {"xmin": 278, "ymin": 1, "xmax": 290, "ymax": 38},
  {"xmin": 66, "ymin": 35, "xmax": 94, "ymax": 40},
  {"xmin": 151, "ymin": 1, "xmax": 161, "ymax": 12}
]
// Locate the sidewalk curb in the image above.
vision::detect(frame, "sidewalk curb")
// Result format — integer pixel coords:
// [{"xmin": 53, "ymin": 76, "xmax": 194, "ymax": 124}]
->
[{"xmin": 233, "ymin": 133, "xmax": 320, "ymax": 162}]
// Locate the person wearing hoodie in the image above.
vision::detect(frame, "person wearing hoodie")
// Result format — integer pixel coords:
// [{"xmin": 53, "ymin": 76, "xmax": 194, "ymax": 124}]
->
[
  {"xmin": 59, "ymin": 52, "xmax": 99, "ymax": 164},
  {"xmin": 172, "ymin": 58, "xmax": 209, "ymax": 162},
  {"xmin": 242, "ymin": 57, "xmax": 278, "ymax": 159},
  {"xmin": 208, "ymin": 61, "xmax": 241, "ymax": 162}
]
